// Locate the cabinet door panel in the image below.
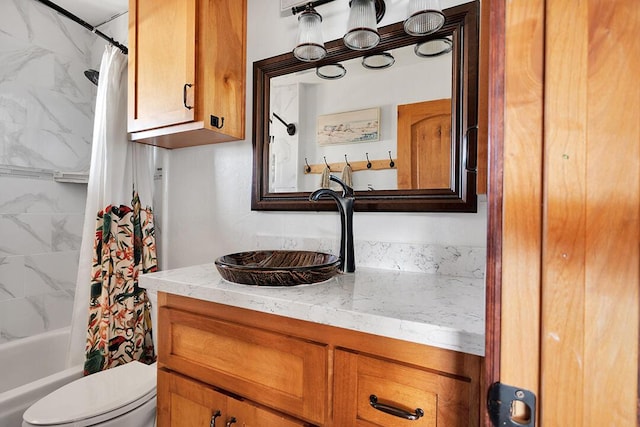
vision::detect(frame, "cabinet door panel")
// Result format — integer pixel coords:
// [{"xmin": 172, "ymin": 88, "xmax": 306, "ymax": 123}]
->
[
  {"xmin": 226, "ymin": 397, "xmax": 309, "ymax": 427},
  {"xmin": 158, "ymin": 370, "xmax": 226, "ymax": 427},
  {"xmin": 334, "ymin": 350, "xmax": 472, "ymax": 427},
  {"xmin": 160, "ymin": 307, "xmax": 327, "ymax": 425},
  {"xmin": 128, "ymin": 0, "xmax": 196, "ymax": 132}
]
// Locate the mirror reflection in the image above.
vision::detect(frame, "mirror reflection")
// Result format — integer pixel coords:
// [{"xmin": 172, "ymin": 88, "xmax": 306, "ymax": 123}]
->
[
  {"xmin": 252, "ymin": 1, "xmax": 478, "ymax": 212},
  {"xmin": 268, "ymin": 41, "xmax": 453, "ymax": 193}
]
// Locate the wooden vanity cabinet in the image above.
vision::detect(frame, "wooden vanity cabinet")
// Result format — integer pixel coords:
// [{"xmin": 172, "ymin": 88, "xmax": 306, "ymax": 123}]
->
[
  {"xmin": 157, "ymin": 292, "xmax": 481, "ymax": 426},
  {"xmin": 128, "ymin": 0, "xmax": 246, "ymax": 149}
]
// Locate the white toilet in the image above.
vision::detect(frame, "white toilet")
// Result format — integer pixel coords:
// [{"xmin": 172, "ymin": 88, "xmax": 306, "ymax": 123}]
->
[
  {"xmin": 22, "ymin": 361, "xmax": 156, "ymax": 427},
  {"xmin": 22, "ymin": 290, "xmax": 159, "ymax": 427}
]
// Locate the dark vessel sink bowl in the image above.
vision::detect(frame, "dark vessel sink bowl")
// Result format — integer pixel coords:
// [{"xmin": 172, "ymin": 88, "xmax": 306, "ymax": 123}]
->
[
  {"xmin": 214, "ymin": 250, "xmax": 341, "ymax": 286},
  {"xmin": 215, "ymin": 250, "xmax": 340, "ymax": 286}
]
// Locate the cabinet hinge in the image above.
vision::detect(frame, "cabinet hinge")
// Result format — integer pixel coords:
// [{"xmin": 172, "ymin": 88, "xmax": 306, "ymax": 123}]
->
[{"xmin": 487, "ymin": 382, "xmax": 536, "ymax": 427}]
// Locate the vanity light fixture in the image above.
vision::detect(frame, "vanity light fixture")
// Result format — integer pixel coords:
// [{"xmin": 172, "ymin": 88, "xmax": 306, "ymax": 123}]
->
[
  {"xmin": 343, "ymin": 0, "xmax": 381, "ymax": 50},
  {"xmin": 292, "ymin": 0, "xmax": 386, "ymax": 61},
  {"xmin": 292, "ymin": 0, "xmax": 445, "ymax": 61},
  {"xmin": 293, "ymin": 4, "xmax": 327, "ymax": 62},
  {"xmin": 404, "ymin": 0, "xmax": 445, "ymax": 36}
]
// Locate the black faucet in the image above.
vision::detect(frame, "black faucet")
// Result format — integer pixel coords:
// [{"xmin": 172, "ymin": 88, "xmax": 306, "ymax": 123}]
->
[{"xmin": 309, "ymin": 175, "xmax": 355, "ymax": 273}]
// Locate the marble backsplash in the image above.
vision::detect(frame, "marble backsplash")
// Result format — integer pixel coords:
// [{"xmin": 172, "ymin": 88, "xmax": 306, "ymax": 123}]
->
[{"xmin": 254, "ymin": 235, "xmax": 486, "ymax": 279}]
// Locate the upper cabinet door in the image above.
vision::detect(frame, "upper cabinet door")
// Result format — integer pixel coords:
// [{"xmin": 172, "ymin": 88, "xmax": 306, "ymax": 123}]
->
[
  {"xmin": 128, "ymin": 0, "xmax": 196, "ymax": 133},
  {"xmin": 128, "ymin": 0, "xmax": 246, "ymax": 149}
]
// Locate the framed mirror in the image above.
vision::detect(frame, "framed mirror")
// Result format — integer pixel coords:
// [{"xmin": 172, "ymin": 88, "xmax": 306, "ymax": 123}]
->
[{"xmin": 252, "ymin": 1, "xmax": 478, "ymax": 212}]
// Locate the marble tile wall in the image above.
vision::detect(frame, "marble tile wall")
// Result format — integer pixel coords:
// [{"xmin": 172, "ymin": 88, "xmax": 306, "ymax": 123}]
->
[{"xmin": 0, "ymin": 0, "xmax": 98, "ymax": 343}]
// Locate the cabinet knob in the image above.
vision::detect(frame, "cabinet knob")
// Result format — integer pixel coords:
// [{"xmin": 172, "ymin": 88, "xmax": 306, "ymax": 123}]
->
[
  {"xmin": 183, "ymin": 83, "xmax": 193, "ymax": 110},
  {"xmin": 369, "ymin": 394, "xmax": 424, "ymax": 421},
  {"xmin": 209, "ymin": 410, "xmax": 221, "ymax": 427},
  {"xmin": 225, "ymin": 417, "xmax": 237, "ymax": 426}
]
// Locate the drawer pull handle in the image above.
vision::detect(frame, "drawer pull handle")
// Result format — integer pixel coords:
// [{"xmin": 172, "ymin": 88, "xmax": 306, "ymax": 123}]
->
[
  {"xmin": 369, "ymin": 394, "xmax": 424, "ymax": 421},
  {"xmin": 210, "ymin": 410, "xmax": 221, "ymax": 427},
  {"xmin": 225, "ymin": 417, "xmax": 237, "ymax": 426},
  {"xmin": 183, "ymin": 83, "xmax": 193, "ymax": 110}
]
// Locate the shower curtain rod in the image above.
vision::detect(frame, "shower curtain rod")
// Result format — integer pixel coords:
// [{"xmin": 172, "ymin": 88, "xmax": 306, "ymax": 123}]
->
[{"xmin": 34, "ymin": 0, "xmax": 128, "ymax": 54}]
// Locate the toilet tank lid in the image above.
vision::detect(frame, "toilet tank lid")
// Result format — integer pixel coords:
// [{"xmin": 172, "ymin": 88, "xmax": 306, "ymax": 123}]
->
[{"xmin": 23, "ymin": 361, "xmax": 156, "ymax": 425}]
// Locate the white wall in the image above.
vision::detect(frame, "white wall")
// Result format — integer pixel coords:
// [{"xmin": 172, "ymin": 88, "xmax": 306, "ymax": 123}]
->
[{"xmin": 162, "ymin": 0, "xmax": 486, "ymax": 270}]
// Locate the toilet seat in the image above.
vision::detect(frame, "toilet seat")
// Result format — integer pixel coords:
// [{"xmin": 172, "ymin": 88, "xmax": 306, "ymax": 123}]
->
[{"xmin": 23, "ymin": 361, "xmax": 156, "ymax": 426}]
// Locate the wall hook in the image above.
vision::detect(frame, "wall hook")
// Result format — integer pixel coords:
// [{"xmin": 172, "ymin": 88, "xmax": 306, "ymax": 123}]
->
[
  {"xmin": 344, "ymin": 154, "xmax": 351, "ymax": 167},
  {"xmin": 366, "ymin": 153, "xmax": 372, "ymax": 169},
  {"xmin": 304, "ymin": 158, "xmax": 311, "ymax": 173},
  {"xmin": 211, "ymin": 115, "xmax": 224, "ymax": 129},
  {"xmin": 388, "ymin": 151, "xmax": 395, "ymax": 168},
  {"xmin": 324, "ymin": 156, "xmax": 331, "ymax": 171}
]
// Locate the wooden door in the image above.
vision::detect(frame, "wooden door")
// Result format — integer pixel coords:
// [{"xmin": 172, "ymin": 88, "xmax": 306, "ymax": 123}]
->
[
  {"xmin": 487, "ymin": 0, "xmax": 640, "ymax": 425},
  {"xmin": 397, "ymin": 99, "xmax": 452, "ymax": 190},
  {"xmin": 128, "ymin": 0, "xmax": 196, "ymax": 132}
]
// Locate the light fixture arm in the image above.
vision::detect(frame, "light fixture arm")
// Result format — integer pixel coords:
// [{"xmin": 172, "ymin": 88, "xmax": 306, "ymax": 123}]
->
[
  {"xmin": 292, "ymin": 0, "xmax": 335, "ymax": 15},
  {"xmin": 293, "ymin": 0, "xmax": 386, "ymax": 22}
]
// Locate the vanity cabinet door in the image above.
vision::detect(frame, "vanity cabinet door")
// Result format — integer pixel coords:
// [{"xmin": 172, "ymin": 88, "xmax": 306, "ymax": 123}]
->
[
  {"xmin": 159, "ymin": 307, "xmax": 328, "ymax": 425},
  {"xmin": 333, "ymin": 349, "xmax": 474, "ymax": 427},
  {"xmin": 128, "ymin": 0, "xmax": 246, "ymax": 148},
  {"xmin": 158, "ymin": 370, "xmax": 309, "ymax": 427},
  {"xmin": 157, "ymin": 369, "xmax": 227, "ymax": 427}
]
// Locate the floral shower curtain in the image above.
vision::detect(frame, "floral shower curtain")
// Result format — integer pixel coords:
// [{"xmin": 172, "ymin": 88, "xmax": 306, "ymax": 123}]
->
[
  {"xmin": 67, "ymin": 45, "xmax": 158, "ymax": 374},
  {"xmin": 83, "ymin": 193, "xmax": 157, "ymax": 375}
]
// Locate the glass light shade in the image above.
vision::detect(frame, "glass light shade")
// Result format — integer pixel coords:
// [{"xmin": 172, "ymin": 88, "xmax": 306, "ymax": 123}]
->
[
  {"xmin": 293, "ymin": 8, "xmax": 326, "ymax": 62},
  {"xmin": 404, "ymin": 0, "xmax": 445, "ymax": 36},
  {"xmin": 343, "ymin": 0, "xmax": 380, "ymax": 51}
]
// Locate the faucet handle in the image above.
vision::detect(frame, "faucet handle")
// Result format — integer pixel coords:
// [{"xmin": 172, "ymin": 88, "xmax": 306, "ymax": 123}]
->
[{"xmin": 329, "ymin": 175, "xmax": 354, "ymax": 197}]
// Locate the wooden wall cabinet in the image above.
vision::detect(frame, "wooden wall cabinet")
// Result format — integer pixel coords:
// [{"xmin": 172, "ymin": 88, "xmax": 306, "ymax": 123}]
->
[
  {"xmin": 158, "ymin": 293, "xmax": 481, "ymax": 426},
  {"xmin": 128, "ymin": 0, "xmax": 246, "ymax": 149}
]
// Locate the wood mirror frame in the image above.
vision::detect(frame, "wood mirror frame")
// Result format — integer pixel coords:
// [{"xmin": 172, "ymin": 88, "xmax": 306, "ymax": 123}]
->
[{"xmin": 251, "ymin": 1, "xmax": 478, "ymax": 212}]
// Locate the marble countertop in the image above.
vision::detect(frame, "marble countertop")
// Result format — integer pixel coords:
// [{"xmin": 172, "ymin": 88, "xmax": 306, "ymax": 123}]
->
[{"xmin": 139, "ymin": 264, "xmax": 485, "ymax": 356}]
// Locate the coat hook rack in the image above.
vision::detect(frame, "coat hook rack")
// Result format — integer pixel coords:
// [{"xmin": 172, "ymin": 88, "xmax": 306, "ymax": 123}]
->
[
  {"xmin": 304, "ymin": 154, "xmax": 396, "ymax": 174},
  {"xmin": 272, "ymin": 112, "xmax": 296, "ymax": 136}
]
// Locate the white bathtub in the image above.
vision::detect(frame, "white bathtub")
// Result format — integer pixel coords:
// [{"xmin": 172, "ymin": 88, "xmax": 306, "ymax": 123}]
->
[{"xmin": 0, "ymin": 327, "xmax": 83, "ymax": 427}]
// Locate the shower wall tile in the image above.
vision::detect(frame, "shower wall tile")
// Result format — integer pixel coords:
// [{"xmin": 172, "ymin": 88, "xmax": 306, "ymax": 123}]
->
[
  {"xmin": 0, "ymin": 213, "xmax": 51, "ymax": 256},
  {"xmin": 0, "ymin": 84, "xmax": 29, "ymax": 126},
  {"xmin": 0, "ymin": 0, "xmax": 97, "ymax": 344},
  {"xmin": 52, "ymin": 214, "xmax": 83, "ymax": 251},
  {"xmin": 27, "ymin": 88, "xmax": 94, "ymax": 137},
  {"xmin": 0, "ymin": 255, "xmax": 24, "ymax": 302},
  {"xmin": 0, "ymin": 33, "xmax": 55, "ymax": 89},
  {"xmin": 0, "ymin": 291, "xmax": 73, "ymax": 340},
  {"xmin": 0, "ymin": 0, "xmax": 93, "ymax": 60},
  {"xmin": 2, "ymin": 125, "xmax": 91, "ymax": 171},
  {"xmin": 0, "ymin": 177, "xmax": 86, "ymax": 214},
  {"xmin": 24, "ymin": 251, "xmax": 79, "ymax": 296}
]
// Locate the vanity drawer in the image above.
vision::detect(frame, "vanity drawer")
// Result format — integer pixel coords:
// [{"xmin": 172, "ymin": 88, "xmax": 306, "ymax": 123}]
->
[
  {"xmin": 333, "ymin": 349, "xmax": 474, "ymax": 427},
  {"xmin": 158, "ymin": 307, "xmax": 327, "ymax": 425}
]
